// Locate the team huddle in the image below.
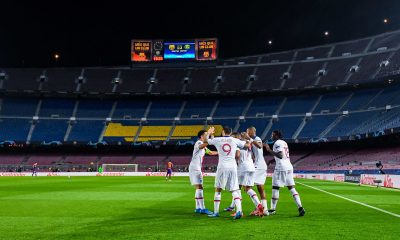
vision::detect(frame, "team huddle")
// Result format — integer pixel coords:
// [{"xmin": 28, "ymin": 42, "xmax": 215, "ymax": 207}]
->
[{"xmin": 188, "ymin": 126, "xmax": 305, "ymax": 220}]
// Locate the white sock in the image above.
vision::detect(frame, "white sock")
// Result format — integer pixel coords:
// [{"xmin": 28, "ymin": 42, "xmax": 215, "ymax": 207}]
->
[
  {"xmin": 195, "ymin": 190, "xmax": 200, "ymax": 209},
  {"xmin": 246, "ymin": 189, "xmax": 260, "ymax": 207},
  {"xmin": 290, "ymin": 188, "xmax": 302, "ymax": 208},
  {"xmin": 195, "ymin": 189, "xmax": 205, "ymax": 209},
  {"xmin": 214, "ymin": 192, "xmax": 221, "ymax": 214},
  {"xmin": 199, "ymin": 189, "xmax": 205, "ymax": 209},
  {"xmin": 271, "ymin": 189, "xmax": 280, "ymax": 210},
  {"xmin": 232, "ymin": 190, "xmax": 242, "ymax": 213},
  {"xmin": 229, "ymin": 197, "xmax": 235, "ymax": 208},
  {"xmin": 261, "ymin": 199, "xmax": 268, "ymax": 211}
]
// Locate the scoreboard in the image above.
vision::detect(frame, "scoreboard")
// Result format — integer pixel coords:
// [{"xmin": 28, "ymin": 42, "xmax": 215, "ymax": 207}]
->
[{"xmin": 131, "ymin": 39, "xmax": 218, "ymax": 63}]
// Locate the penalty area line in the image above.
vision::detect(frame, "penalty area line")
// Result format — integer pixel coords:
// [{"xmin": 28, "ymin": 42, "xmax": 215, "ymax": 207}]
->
[{"xmin": 297, "ymin": 181, "xmax": 400, "ymax": 218}]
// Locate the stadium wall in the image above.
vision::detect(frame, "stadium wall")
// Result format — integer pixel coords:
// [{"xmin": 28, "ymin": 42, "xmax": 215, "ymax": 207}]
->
[
  {"xmin": 2, "ymin": 172, "xmax": 399, "ymax": 189},
  {"xmin": 360, "ymin": 174, "xmax": 400, "ymax": 189}
]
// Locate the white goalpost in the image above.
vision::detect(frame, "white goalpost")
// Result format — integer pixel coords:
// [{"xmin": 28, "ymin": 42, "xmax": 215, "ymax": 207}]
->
[{"xmin": 102, "ymin": 164, "xmax": 138, "ymax": 172}]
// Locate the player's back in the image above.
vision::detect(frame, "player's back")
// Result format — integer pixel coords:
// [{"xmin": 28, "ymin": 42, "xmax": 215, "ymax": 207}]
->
[
  {"xmin": 208, "ymin": 136, "xmax": 245, "ymax": 169},
  {"xmin": 252, "ymin": 136, "xmax": 267, "ymax": 170},
  {"xmin": 273, "ymin": 139, "xmax": 293, "ymax": 171},
  {"xmin": 238, "ymin": 147, "xmax": 255, "ymax": 172}
]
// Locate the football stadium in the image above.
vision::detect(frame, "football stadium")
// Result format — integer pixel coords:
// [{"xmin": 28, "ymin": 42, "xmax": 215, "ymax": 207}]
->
[{"xmin": 1, "ymin": 1, "xmax": 400, "ymax": 239}]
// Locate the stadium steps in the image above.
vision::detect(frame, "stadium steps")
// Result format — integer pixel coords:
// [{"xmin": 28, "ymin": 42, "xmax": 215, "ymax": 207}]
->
[
  {"xmin": 143, "ymin": 101, "xmax": 152, "ymax": 119},
  {"xmin": 245, "ymin": 66, "xmax": 259, "ymax": 90},
  {"xmin": 111, "ymin": 70, "xmax": 122, "ymax": 93},
  {"xmin": 167, "ymin": 124, "xmax": 176, "ymax": 141},
  {"xmin": 314, "ymin": 61, "xmax": 329, "ymax": 86},
  {"xmin": 147, "ymin": 69, "xmax": 157, "ymax": 93},
  {"xmin": 319, "ymin": 115, "xmax": 343, "ymax": 138},
  {"xmin": 37, "ymin": 70, "xmax": 46, "ymax": 91},
  {"xmin": 293, "ymin": 119, "xmax": 307, "ymax": 139},
  {"xmin": 373, "ymin": 49, "xmax": 400, "ymax": 78},
  {"xmin": 292, "ymin": 151, "xmax": 316, "ymax": 167},
  {"xmin": 134, "ymin": 124, "xmax": 143, "ymax": 142},
  {"xmin": 20, "ymin": 155, "xmax": 31, "ymax": 165},
  {"xmin": 261, "ymin": 97, "xmax": 287, "ymax": 139},
  {"xmin": 209, "ymin": 100, "xmax": 219, "ymax": 118},
  {"xmin": 27, "ymin": 100, "xmax": 43, "ymax": 143},
  {"xmin": 337, "ymin": 93, "xmax": 354, "ymax": 111},
  {"xmin": 361, "ymin": 89, "xmax": 384, "ymax": 109},
  {"xmin": 343, "ymin": 38, "xmax": 374, "ymax": 84},
  {"xmin": 294, "ymin": 95, "xmax": 322, "ymax": 139},
  {"xmin": 234, "ymin": 99, "xmax": 253, "ymax": 132},
  {"xmin": 364, "ymin": 36, "xmax": 376, "ymax": 52},
  {"xmin": 176, "ymin": 101, "xmax": 187, "ymax": 119},
  {"xmin": 314, "ymin": 45, "xmax": 336, "ymax": 86},
  {"xmin": 64, "ymin": 100, "xmax": 79, "ymax": 141},
  {"xmin": 99, "ymin": 101, "xmax": 118, "ymax": 142},
  {"xmin": 279, "ymin": 51, "xmax": 298, "ymax": 89},
  {"xmin": 213, "ymin": 69, "xmax": 224, "ymax": 92},
  {"xmin": 167, "ymin": 101, "xmax": 187, "ymax": 141},
  {"xmin": 75, "ymin": 69, "xmax": 85, "ymax": 92}
]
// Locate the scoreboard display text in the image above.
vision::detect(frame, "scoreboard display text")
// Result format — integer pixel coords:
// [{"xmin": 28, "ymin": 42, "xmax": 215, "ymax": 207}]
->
[{"xmin": 131, "ymin": 39, "xmax": 218, "ymax": 62}]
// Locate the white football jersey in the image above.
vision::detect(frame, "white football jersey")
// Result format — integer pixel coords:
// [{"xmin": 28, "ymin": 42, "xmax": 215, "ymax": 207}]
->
[
  {"xmin": 189, "ymin": 140, "xmax": 205, "ymax": 171},
  {"xmin": 207, "ymin": 136, "xmax": 246, "ymax": 169},
  {"xmin": 272, "ymin": 139, "xmax": 293, "ymax": 171},
  {"xmin": 251, "ymin": 136, "xmax": 267, "ymax": 170},
  {"xmin": 238, "ymin": 147, "xmax": 255, "ymax": 172}
]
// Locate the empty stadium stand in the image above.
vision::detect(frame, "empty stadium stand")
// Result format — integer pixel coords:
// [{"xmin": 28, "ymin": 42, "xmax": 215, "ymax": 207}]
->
[{"xmin": 0, "ymin": 29, "xmax": 400, "ymax": 145}]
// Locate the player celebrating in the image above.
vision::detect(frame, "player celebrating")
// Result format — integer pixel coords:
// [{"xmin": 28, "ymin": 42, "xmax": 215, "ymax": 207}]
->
[
  {"xmin": 264, "ymin": 130, "xmax": 305, "ymax": 216},
  {"xmin": 189, "ymin": 129, "xmax": 217, "ymax": 215},
  {"xmin": 166, "ymin": 160, "xmax": 173, "ymax": 181},
  {"xmin": 225, "ymin": 133, "xmax": 264, "ymax": 217},
  {"xmin": 205, "ymin": 126, "xmax": 250, "ymax": 220},
  {"xmin": 32, "ymin": 163, "xmax": 38, "ymax": 177},
  {"xmin": 242, "ymin": 127, "xmax": 269, "ymax": 216}
]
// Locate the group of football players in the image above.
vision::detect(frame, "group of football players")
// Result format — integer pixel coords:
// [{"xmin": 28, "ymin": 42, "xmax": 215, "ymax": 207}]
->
[{"xmin": 188, "ymin": 126, "xmax": 305, "ymax": 220}]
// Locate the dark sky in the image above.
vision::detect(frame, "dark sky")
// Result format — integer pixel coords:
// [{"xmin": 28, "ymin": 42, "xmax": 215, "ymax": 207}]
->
[{"xmin": 1, "ymin": 0, "xmax": 400, "ymax": 67}]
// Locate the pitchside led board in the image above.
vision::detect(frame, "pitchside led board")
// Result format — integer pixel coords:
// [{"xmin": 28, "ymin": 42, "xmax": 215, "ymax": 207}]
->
[{"xmin": 131, "ymin": 39, "xmax": 218, "ymax": 62}]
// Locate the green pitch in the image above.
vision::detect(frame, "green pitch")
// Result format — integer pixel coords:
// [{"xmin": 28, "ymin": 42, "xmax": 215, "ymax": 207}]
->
[{"xmin": 0, "ymin": 176, "xmax": 399, "ymax": 240}]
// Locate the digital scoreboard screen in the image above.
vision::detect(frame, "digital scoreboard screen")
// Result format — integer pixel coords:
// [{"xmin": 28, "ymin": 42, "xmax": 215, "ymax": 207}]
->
[
  {"xmin": 131, "ymin": 38, "xmax": 217, "ymax": 63},
  {"xmin": 164, "ymin": 41, "xmax": 196, "ymax": 59}
]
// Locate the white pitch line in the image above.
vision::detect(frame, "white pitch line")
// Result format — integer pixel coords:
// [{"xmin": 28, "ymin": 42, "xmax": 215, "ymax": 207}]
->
[{"xmin": 297, "ymin": 181, "xmax": 400, "ymax": 218}]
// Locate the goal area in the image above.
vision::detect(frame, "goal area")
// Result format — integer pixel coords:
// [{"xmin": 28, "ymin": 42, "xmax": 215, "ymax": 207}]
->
[{"xmin": 102, "ymin": 164, "xmax": 138, "ymax": 172}]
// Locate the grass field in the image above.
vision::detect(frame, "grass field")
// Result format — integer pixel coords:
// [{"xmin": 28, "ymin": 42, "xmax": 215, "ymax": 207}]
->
[{"xmin": 0, "ymin": 176, "xmax": 399, "ymax": 240}]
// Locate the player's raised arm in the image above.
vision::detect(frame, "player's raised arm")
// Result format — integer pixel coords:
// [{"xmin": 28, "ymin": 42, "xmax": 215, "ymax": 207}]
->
[
  {"xmin": 264, "ymin": 143, "xmax": 283, "ymax": 159},
  {"xmin": 204, "ymin": 126, "xmax": 215, "ymax": 144}
]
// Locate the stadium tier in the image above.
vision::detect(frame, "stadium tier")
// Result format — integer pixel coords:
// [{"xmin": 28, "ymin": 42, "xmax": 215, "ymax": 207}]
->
[
  {"xmin": 0, "ymin": 31, "xmax": 400, "ymax": 95},
  {"xmin": 1, "ymin": 83, "xmax": 400, "ymax": 143}
]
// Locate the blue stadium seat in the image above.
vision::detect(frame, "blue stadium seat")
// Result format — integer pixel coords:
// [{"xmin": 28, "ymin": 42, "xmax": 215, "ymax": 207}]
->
[
  {"xmin": 68, "ymin": 120, "xmax": 104, "ymax": 142},
  {"xmin": 75, "ymin": 99, "xmax": 114, "ymax": 118},
  {"xmin": 40, "ymin": 99, "xmax": 75, "ymax": 117},
  {"xmin": 0, "ymin": 119, "xmax": 31, "ymax": 141},
  {"xmin": 113, "ymin": 100, "xmax": 149, "ymax": 119},
  {"xmin": 31, "ymin": 120, "xmax": 68, "ymax": 142},
  {"xmin": 1, "ymin": 97, "xmax": 38, "ymax": 117}
]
